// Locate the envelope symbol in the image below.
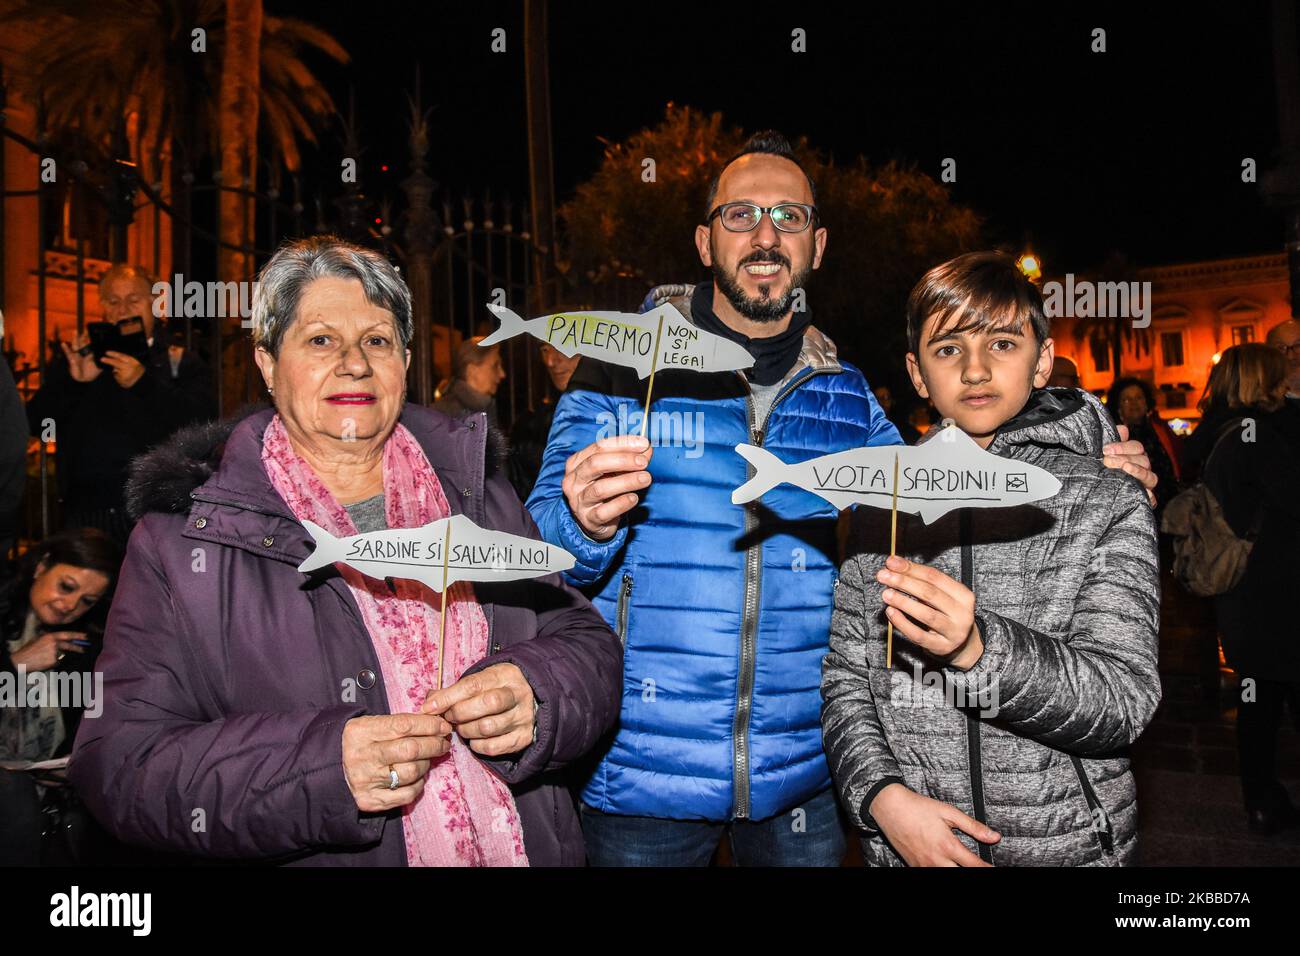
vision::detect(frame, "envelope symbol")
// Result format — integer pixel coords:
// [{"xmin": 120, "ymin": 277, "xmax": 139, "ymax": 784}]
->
[{"xmin": 1005, "ymin": 473, "xmax": 1028, "ymax": 492}]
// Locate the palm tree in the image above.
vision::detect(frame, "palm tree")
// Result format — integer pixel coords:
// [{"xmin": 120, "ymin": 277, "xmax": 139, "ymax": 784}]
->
[
  {"xmin": 0, "ymin": 0, "xmax": 347, "ymax": 278},
  {"xmin": 1083, "ymin": 251, "xmax": 1151, "ymax": 380}
]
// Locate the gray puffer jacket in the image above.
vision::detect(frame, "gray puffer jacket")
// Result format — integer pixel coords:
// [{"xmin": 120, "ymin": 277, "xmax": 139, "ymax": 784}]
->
[{"xmin": 822, "ymin": 388, "xmax": 1160, "ymax": 866}]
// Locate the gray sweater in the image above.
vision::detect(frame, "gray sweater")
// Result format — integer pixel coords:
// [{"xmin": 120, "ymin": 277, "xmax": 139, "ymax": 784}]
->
[{"xmin": 821, "ymin": 388, "xmax": 1161, "ymax": 866}]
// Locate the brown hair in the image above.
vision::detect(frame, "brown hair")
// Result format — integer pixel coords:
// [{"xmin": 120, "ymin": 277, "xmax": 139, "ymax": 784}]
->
[
  {"xmin": 452, "ymin": 336, "xmax": 497, "ymax": 379},
  {"xmin": 1199, "ymin": 343, "xmax": 1288, "ymax": 413},
  {"xmin": 906, "ymin": 251, "xmax": 1050, "ymax": 356},
  {"xmin": 20, "ymin": 528, "xmax": 124, "ymax": 635}
]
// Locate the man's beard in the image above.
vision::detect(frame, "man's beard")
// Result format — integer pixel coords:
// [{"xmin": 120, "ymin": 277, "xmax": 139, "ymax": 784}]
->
[{"xmin": 711, "ymin": 246, "xmax": 812, "ymax": 323}]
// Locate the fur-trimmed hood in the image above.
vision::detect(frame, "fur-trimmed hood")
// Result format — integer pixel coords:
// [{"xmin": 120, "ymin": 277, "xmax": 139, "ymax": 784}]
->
[{"xmin": 126, "ymin": 403, "xmax": 509, "ymax": 520}]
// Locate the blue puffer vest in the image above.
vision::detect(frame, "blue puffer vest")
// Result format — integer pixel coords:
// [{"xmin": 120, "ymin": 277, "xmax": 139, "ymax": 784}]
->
[{"xmin": 526, "ymin": 284, "xmax": 900, "ymax": 820}]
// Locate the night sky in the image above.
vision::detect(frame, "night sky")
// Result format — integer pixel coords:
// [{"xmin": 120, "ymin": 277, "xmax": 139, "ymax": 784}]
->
[{"xmin": 276, "ymin": 0, "xmax": 1280, "ymax": 272}]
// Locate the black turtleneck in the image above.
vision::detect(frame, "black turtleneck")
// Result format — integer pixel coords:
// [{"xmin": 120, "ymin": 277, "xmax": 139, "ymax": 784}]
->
[{"xmin": 689, "ymin": 282, "xmax": 811, "ymax": 386}]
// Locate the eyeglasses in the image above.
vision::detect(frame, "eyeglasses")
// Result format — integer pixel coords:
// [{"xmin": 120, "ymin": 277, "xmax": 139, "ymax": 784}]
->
[
  {"xmin": 706, "ymin": 202, "xmax": 818, "ymax": 234},
  {"xmin": 1276, "ymin": 342, "xmax": 1300, "ymax": 356}
]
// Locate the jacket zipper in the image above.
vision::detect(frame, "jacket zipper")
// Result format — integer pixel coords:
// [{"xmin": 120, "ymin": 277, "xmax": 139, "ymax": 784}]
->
[
  {"xmin": 732, "ymin": 366, "xmax": 829, "ymax": 819},
  {"xmin": 1070, "ymin": 755, "xmax": 1116, "ymax": 859},
  {"xmin": 959, "ymin": 509, "xmax": 995, "ymax": 865},
  {"xmin": 615, "ymin": 573, "xmax": 633, "ymax": 649}
]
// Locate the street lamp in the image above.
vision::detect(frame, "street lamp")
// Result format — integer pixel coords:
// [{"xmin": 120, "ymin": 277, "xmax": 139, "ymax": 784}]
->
[{"xmin": 1016, "ymin": 252, "xmax": 1043, "ymax": 283}]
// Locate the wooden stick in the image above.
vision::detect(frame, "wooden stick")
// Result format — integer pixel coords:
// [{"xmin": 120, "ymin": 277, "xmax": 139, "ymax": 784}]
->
[
  {"xmin": 436, "ymin": 520, "xmax": 452, "ymax": 690},
  {"xmin": 886, "ymin": 451, "xmax": 900, "ymax": 670},
  {"xmin": 638, "ymin": 313, "xmax": 666, "ymax": 439}
]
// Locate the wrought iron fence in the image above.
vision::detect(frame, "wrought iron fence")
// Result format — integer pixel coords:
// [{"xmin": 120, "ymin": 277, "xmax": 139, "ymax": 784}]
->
[{"xmin": 1, "ymin": 89, "xmax": 653, "ymax": 549}]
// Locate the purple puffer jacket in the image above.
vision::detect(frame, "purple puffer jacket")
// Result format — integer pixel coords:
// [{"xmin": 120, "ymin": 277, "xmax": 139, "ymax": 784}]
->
[{"xmin": 68, "ymin": 405, "xmax": 623, "ymax": 865}]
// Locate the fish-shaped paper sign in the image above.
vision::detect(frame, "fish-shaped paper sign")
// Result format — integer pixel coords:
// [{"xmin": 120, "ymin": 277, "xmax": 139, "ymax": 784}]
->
[
  {"xmin": 731, "ymin": 425, "xmax": 1062, "ymax": 523},
  {"xmin": 297, "ymin": 513, "xmax": 575, "ymax": 591},
  {"xmin": 479, "ymin": 302, "xmax": 754, "ymax": 379}
]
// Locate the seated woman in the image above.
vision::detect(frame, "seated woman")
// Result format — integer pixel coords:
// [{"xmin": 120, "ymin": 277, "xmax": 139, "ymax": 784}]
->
[
  {"xmin": 0, "ymin": 529, "xmax": 122, "ymax": 864},
  {"xmin": 69, "ymin": 236, "xmax": 623, "ymax": 866}
]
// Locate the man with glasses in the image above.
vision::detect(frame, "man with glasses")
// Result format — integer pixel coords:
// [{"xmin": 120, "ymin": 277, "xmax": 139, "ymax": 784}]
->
[
  {"xmin": 526, "ymin": 131, "xmax": 1156, "ymax": 866},
  {"xmin": 1266, "ymin": 319, "xmax": 1300, "ymax": 408}
]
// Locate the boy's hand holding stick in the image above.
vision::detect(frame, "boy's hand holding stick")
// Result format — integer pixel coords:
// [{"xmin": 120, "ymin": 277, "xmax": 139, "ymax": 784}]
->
[{"xmin": 877, "ymin": 555, "xmax": 984, "ymax": 671}]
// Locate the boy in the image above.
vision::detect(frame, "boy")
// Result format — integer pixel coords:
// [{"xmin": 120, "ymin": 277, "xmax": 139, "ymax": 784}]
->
[{"xmin": 821, "ymin": 252, "xmax": 1161, "ymax": 866}]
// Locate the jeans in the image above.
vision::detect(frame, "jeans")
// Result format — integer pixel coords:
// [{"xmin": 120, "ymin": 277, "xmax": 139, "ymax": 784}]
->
[{"xmin": 581, "ymin": 786, "xmax": 847, "ymax": 866}]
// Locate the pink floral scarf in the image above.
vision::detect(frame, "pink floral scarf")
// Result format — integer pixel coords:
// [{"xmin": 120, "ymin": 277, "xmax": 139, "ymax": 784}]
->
[{"xmin": 262, "ymin": 415, "xmax": 528, "ymax": 867}]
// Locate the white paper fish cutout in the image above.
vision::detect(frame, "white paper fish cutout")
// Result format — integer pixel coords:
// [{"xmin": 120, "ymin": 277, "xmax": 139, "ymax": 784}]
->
[
  {"xmin": 731, "ymin": 424, "xmax": 1062, "ymax": 523},
  {"xmin": 297, "ymin": 513, "xmax": 575, "ymax": 591},
  {"xmin": 479, "ymin": 302, "xmax": 754, "ymax": 379}
]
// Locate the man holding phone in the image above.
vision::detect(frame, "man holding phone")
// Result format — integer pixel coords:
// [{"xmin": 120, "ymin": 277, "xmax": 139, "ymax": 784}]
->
[{"xmin": 26, "ymin": 264, "xmax": 213, "ymax": 542}]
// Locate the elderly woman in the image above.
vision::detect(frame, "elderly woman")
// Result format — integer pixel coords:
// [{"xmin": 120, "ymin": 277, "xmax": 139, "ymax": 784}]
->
[{"xmin": 68, "ymin": 236, "xmax": 623, "ymax": 866}]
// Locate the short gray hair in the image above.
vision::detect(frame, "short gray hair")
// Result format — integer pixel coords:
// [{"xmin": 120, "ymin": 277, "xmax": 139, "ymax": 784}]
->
[{"xmin": 250, "ymin": 235, "xmax": 413, "ymax": 356}]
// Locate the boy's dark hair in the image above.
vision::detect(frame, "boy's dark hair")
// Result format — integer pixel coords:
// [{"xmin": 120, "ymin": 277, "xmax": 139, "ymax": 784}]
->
[
  {"xmin": 906, "ymin": 251, "xmax": 1050, "ymax": 357},
  {"xmin": 704, "ymin": 130, "xmax": 818, "ymax": 220}
]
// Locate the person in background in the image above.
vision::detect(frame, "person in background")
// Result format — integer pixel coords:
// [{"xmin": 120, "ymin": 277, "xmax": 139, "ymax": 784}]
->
[
  {"xmin": 1192, "ymin": 320, "xmax": 1300, "ymax": 482},
  {"xmin": 508, "ymin": 342, "xmax": 581, "ymax": 502},
  {"xmin": 433, "ymin": 336, "xmax": 506, "ymax": 428},
  {"xmin": 0, "ymin": 528, "xmax": 122, "ymax": 865},
  {"xmin": 872, "ymin": 385, "xmax": 920, "ymax": 445},
  {"xmin": 1265, "ymin": 319, "xmax": 1300, "ymax": 411},
  {"xmin": 1266, "ymin": 320, "xmax": 1300, "ymax": 734},
  {"xmin": 1106, "ymin": 377, "xmax": 1181, "ymax": 514},
  {"xmin": 1047, "ymin": 356, "xmax": 1081, "ymax": 389},
  {"xmin": 907, "ymin": 401, "xmax": 936, "ymax": 438},
  {"xmin": 0, "ymin": 352, "xmax": 29, "ymax": 572},
  {"xmin": 1199, "ymin": 344, "xmax": 1300, "ymax": 836},
  {"xmin": 1183, "ymin": 343, "xmax": 1283, "ymax": 482},
  {"xmin": 24, "ymin": 264, "xmax": 213, "ymax": 543}
]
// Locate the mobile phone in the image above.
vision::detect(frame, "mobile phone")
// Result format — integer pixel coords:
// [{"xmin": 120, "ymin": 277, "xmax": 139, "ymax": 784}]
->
[{"xmin": 85, "ymin": 317, "xmax": 150, "ymax": 364}]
